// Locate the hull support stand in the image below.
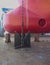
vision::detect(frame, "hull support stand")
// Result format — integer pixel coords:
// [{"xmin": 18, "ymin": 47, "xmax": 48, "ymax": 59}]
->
[{"xmin": 14, "ymin": 32, "xmax": 31, "ymax": 49}]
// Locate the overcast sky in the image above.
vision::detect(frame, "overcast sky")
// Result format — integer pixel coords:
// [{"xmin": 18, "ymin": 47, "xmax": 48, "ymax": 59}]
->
[{"xmin": 0, "ymin": 0, "xmax": 20, "ymax": 8}]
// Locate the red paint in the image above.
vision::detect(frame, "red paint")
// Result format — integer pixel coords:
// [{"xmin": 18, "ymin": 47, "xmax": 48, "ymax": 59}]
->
[{"xmin": 3, "ymin": 0, "xmax": 50, "ymax": 33}]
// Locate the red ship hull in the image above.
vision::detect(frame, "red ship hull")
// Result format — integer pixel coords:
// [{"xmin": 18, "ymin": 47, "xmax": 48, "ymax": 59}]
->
[{"xmin": 3, "ymin": 0, "xmax": 50, "ymax": 33}]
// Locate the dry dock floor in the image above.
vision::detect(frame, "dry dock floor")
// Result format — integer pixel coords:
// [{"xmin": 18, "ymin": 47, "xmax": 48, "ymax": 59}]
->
[{"xmin": 0, "ymin": 37, "xmax": 50, "ymax": 65}]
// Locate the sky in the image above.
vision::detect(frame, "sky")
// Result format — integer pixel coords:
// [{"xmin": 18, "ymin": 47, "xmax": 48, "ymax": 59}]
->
[
  {"xmin": 0, "ymin": 0, "xmax": 20, "ymax": 8},
  {"xmin": 0, "ymin": 0, "xmax": 21, "ymax": 18}
]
